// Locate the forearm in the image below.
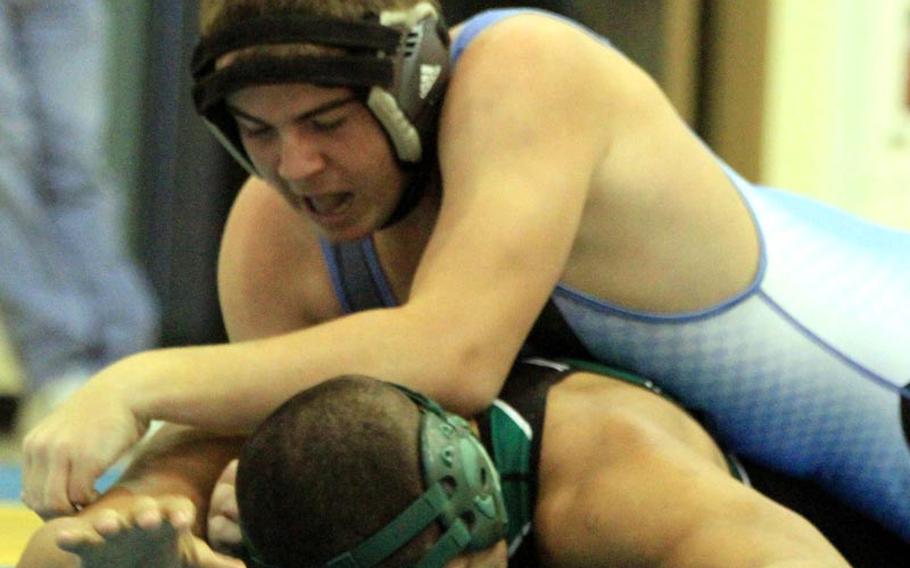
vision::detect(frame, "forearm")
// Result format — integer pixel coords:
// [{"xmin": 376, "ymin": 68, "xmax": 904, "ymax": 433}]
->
[{"xmin": 113, "ymin": 306, "xmax": 508, "ymax": 433}]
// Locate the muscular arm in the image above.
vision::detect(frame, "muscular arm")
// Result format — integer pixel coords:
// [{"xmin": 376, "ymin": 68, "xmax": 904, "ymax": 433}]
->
[
  {"xmin": 23, "ymin": 14, "xmax": 646, "ymax": 515},
  {"xmin": 18, "ymin": 425, "xmax": 243, "ymax": 567},
  {"xmin": 535, "ymin": 373, "xmax": 849, "ymax": 568},
  {"xmin": 83, "ymin": 14, "xmax": 616, "ymax": 429}
]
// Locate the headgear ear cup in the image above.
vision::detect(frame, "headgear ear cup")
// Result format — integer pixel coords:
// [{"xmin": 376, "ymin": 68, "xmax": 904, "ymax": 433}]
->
[
  {"xmin": 368, "ymin": 89, "xmax": 422, "ymax": 162},
  {"xmin": 417, "ymin": 399, "xmax": 507, "ymax": 552},
  {"xmin": 369, "ymin": 2, "xmax": 451, "ymax": 163}
]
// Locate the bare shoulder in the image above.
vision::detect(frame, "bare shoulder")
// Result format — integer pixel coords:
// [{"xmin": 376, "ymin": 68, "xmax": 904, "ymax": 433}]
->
[
  {"xmin": 541, "ymin": 371, "xmax": 728, "ymax": 475},
  {"xmin": 446, "ymin": 12, "xmax": 657, "ymax": 112},
  {"xmin": 218, "ymin": 177, "xmax": 342, "ymax": 341},
  {"xmin": 438, "ymin": 11, "xmax": 664, "ymax": 190}
]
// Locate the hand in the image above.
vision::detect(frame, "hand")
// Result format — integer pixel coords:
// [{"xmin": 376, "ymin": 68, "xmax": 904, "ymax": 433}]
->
[
  {"xmin": 54, "ymin": 495, "xmax": 246, "ymax": 568},
  {"xmin": 207, "ymin": 460, "xmax": 243, "ymax": 556},
  {"xmin": 22, "ymin": 372, "xmax": 149, "ymax": 518}
]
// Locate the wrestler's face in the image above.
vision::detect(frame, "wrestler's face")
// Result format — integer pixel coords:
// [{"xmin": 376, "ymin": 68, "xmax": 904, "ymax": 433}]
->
[{"xmin": 227, "ymin": 83, "xmax": 407, "ymax": 241}]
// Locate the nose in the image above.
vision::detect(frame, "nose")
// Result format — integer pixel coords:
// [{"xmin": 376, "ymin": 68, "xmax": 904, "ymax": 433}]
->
[{"xmin": 276, "ymin": 130, "xmax": 326, "ymax": 182}]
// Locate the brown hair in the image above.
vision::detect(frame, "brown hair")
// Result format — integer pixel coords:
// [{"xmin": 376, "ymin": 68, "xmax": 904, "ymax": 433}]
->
[{"xmin": 199, "ymin": 0, "xmax": 441, "ymax": 38}]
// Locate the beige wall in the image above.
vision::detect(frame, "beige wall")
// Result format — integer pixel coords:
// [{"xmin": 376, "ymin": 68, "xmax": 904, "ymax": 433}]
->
[
  {"xmin": 761, "ymin": 0, "xmax": 910, "ymax": 229},
  {"xmin": 699, "ymin": 0, "xmax": 770, "ymax": 182}
]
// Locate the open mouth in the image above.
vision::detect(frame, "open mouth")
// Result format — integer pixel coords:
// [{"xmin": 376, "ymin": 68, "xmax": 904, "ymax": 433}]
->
[{"xmin": 304, "ymin": 192, "xmax": 354, "ymax": 217}]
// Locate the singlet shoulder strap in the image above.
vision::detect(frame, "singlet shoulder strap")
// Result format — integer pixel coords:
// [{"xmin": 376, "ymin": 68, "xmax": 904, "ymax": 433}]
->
[
  {"xmin": 320, "ymin": 238, "xmax": 397, "ymax": 313},
  {"xmin": 451, "ymin": 9, "xmax": 534, "ymax": 62}
]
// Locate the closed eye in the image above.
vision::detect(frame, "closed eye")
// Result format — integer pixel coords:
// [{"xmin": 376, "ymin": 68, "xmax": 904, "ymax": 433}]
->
[
  {"xmin": 308, "ymin": 116, "xmax": 347, "ymax": 133},
  {"xmin": 238, "ymin": 123, "xmax": 274, "ymax": 139}
]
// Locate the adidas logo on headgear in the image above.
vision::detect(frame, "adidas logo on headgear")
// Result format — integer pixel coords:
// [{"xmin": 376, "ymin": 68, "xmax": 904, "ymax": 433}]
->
[{"xmin": 419, "ymin": 64, "xmax": 442, "ymax": 99}]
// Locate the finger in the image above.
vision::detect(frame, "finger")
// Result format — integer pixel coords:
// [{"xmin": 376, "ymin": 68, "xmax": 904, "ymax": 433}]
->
[
  {"xmin": 21, "ymin": 425, "xmax": 75, "ymax": 517},
  {"xmin": 20, "ymin": 429, "xmax": 51, "ymax": 514},
  {"xmin": 220, "ymin": 459, "xmax": 238, "ymax": 484},
  {"xmin": 67, "ymin": 451, "xmax": 109, "ymax": 508},
  {"xmin": 208, "ymin": 515, "xmax": 243, "ymax": 550},
  {"xmin": 40, "ymin": 449, "xmax": 78, "ymax": 519},
  {"xmin": 196, "ymin": 540, "xmax": 249, "ymax": 568},
  {"xmin": 159, "ymin": 495, "xmax": 197, "ymax": 531},
  {"xmin": 202, "ymin": 552, "xmax": 248, "ymax": 568},
  {"xmin": 20, "ymin": 431, "xmax": 36, "ymax": 507},
  {"xmin": 90, "ymin": 509, "xmax": 129, "ymax": 536},
  {"xmin": 56, "ymin": 527, "xmax": 106, "ymax": 551},
  {"xmin": 55, "ymin": 517, "xmax": 108, "ymax": 550},
  {"xmin": 210, "ymin": 482, "xmax": 239, "ymax": 520},
  {"xmin": 128, "ymin": 496, "xmax": 164, "ymax": 530}
]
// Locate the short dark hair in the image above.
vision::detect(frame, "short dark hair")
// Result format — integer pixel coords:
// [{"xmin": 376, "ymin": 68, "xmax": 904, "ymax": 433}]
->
[{"xmin": 236, "ymin": 376, "xmax": 437, "ymax": 567}]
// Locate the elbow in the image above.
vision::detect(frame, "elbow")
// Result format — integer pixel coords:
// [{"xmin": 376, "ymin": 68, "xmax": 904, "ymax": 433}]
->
[
  {"xmin": 398, "ymin": 302, "xmax": 520, "ymax": 416},
  {"xmin": 431, "ymin": 336, "xmax": 513, "ymax": 417}
]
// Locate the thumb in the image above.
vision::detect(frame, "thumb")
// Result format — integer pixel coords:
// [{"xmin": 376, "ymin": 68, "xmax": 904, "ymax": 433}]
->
[
  {"xmin": 220, "ymin": 459, "xmax": 239, "ymax": 484},
  {"xmin": 193, "ymin": 538, "xmax": 248, "ymax": 568},
  {"xmin": 203, "ymin": 552, "xmax": 247, "ymax": 568}
]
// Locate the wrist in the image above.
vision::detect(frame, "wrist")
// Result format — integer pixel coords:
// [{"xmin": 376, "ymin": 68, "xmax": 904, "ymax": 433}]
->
[{"xmin": 90, "ymin": 351, "xmax": 159, "ymax": 424}]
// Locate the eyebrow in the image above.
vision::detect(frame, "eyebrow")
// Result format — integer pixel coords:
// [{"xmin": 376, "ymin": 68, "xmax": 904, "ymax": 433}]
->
[{"xmin": 227, "ymin": 95, "xmax": 359, "ymax": 127}]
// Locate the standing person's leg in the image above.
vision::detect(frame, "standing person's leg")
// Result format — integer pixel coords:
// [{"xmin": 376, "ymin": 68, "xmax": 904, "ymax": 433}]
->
[
  {"xmin": 0, "ymin": 0, "xmax": 102, "ymax": 392},
  {"xmin": 18, "ymin": 0, "xmax": 158, "ymax": 372}
]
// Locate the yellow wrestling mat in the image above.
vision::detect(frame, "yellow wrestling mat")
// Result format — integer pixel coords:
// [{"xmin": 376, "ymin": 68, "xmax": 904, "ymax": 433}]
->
[{"xmin": 0, "ymin": 501, "xmax": 42, "ymax": 567}]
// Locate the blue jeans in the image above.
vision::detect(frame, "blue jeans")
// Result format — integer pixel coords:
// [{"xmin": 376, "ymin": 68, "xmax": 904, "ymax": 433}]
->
[{"xmin": 0, "ymin": 0, "xmax": 158, "ymax": 389}]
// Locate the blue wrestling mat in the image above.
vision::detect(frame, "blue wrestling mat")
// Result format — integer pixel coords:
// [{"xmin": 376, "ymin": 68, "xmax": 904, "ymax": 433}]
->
[
  {"xmin": 0, "ymin": 464, "xmax": 27, "ymax": 501},
  {"xmin": 0, "ymin": 463, "xmax": 122, "ymax": 501}
]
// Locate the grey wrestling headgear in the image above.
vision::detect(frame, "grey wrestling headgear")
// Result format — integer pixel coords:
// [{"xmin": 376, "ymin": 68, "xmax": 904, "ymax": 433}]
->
[
  {"xmin": 240, "ymin": 383, "xmax": 508, "ymax": 568},
  {"xmin": 190, "ymin": 2, "xmax": 450, "ymax": 226}
]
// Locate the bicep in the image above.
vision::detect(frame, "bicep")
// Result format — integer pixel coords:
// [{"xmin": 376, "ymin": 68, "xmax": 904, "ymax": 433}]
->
[{"xmin": 409, "ymin": 17, "xmax": 612, "ymax": 349}]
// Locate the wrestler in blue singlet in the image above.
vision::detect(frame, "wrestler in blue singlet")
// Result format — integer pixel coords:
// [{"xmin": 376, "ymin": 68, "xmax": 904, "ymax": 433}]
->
[{"xmin": 322, "ymin": 8, "xmax": 910, "ymax": 541}]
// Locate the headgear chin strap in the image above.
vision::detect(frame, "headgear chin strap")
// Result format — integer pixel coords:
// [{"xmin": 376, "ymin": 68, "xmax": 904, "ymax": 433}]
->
[
  {"xmin": 190, "ymin": 3, "xmax": 450, "ymax": 225},
  {"xmin": 240, "ymin": 383, "xmax": 508, "ymax": 568}
]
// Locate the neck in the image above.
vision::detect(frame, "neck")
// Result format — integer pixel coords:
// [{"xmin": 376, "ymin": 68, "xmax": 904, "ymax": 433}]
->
[
  {"xmin": 372, "ymin": 173, "xmax": 441, "ymax": 289},
  {"xmin": 378, "ymin": 172, "xmax": 441, "ymax": 245}
]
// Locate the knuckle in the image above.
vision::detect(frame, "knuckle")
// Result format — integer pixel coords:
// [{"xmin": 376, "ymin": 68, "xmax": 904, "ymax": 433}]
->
[
  {"xmin": 20, "ymin": 494, "xmax": 36, "ymax": 510},
  {"xmin": 39, "ymin": 504, "xmax": 70, "ymax": 521},
  {"xmin": 172, "ymin": 495, "xmax": 195, "ymax": 511},
  {"xmin": 21, "ymin": 431, "xmax": 45, "ymax": 455},
  {"xmin": 208, "ymin": 515, "xmax": 227, "ymax": 535}
]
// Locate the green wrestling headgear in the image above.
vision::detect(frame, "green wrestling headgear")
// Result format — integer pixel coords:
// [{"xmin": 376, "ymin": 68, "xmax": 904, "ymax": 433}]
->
[
  {"xmin": 241, "ymin": 382, "xmax": 508, "ymax": 568},
  {"xmin": 190, "ymin": 2, "xmax": 450, "ymax": 226}
]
